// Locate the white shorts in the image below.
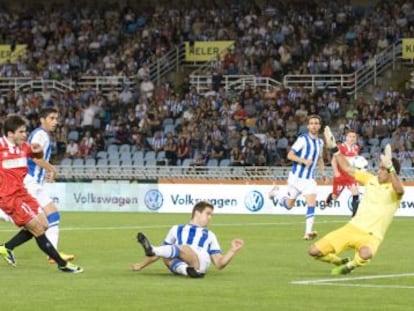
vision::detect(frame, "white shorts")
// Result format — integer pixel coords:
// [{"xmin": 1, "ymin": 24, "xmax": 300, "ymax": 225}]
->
[
  {"xmin": 24, "ymin": 176, "xmax": 53, "ymax": 207},
  {"xmin": 192, "ymin": 247, "xmax": 211, "ymax": 274},
  {"xmin": 286, "ymin": 172, "xmax": 317, "ymax": 199}
]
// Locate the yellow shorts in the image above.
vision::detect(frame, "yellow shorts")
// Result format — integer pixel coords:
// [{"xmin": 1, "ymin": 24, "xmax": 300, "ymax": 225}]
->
[{"xmin": 314, "ymin": 223, "xmax": 382, "ymax": 256}]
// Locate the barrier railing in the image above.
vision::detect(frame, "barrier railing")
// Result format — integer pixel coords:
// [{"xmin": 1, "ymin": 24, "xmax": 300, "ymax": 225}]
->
[
  {"xmin": 0, "ymin": 41, "xmax": 403, "ymax": 99},
  {"xmin": 56, "ymin": 165, "xmax": 414, "ymax": 182}
]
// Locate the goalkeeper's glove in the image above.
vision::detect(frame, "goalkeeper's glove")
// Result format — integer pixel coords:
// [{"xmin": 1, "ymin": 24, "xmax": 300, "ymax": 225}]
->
[
  {"xmin": 324, "ymin": 126, "xmax": 339, "ymax": 155},
  {"xmin": 380, "ymin": 144, "xmax": 395, "ymax": 173}
]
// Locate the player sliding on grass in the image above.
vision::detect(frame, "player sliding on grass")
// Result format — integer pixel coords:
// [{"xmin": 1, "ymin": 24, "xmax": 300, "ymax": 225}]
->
[
  {"xmin": 132, "ymin": 201, "xmax": 244, "ymax": 278},
  {"xmin": 308, "ymin": 126, "xmax": 404, "ymax": 275}
]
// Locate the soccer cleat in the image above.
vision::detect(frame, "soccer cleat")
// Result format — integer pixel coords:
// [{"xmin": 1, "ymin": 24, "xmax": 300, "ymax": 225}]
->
[
  {"xmin": 137, "ymin": 232, "xmax": 155, "ymax": 256},
  {"xmin": 186, "ymin": 266, "xmax": 205, "ymax": 278},
  {"xmin": 325, "ymin": 193, "xmax": 333, "ymax": 207},
  {"xmin": 303, "ymin": 231, "xmax": 318, "ymax": 240},
  {"xmin": 331, "ymin": 263, "xmax": 354, "ymax": 275},
  {"xmin": 48, "ymin": 252, "xmax": 75, "ymax": 264},
  {"xmin": 0, "ymin": 245, "xmax": 16, "ymax": 267},
  {"xmin": 58, "ymin": 262, "xmax": 84, "ymax": 273},
  {"xmin": 268, "ymin": 186, "xmax": 279, "ymax": 200},
  {"xmin": 339, "ymin": 257, "xmax": 351, "ymax": 265}
]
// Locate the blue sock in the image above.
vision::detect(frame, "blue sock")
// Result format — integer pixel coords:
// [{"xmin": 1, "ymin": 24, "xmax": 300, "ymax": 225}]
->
[{"xmin": 280, "ymin": 197, "xmax": 289, "ymax": 209}]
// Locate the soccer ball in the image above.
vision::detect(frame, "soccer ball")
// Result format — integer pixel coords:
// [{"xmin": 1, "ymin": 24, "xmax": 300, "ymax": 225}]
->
[{"xmin": 348, "ymin": 155, "xmax": 368, "ymax": 170}]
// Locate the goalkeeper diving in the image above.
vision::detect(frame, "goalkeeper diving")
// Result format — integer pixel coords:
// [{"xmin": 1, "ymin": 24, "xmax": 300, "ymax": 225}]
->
[{"xmin": 307, "ymin": 126, "xmax": 404, "ymax": 275}]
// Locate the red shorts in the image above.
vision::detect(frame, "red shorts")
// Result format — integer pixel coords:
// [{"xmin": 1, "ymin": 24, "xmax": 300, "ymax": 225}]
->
[
  {"xmin": 332, "ymin": 174, "xmax": 358, "ymax": 197},
  {"xmin": 0, "ymin": 188, "xmax": 41, "ymax": 227}
]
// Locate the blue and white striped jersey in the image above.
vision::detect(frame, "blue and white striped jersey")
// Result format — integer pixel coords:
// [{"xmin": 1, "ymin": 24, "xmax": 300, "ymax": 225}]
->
[
  {"xmin": 163, "ymin": 224, "xmax": 222, "ymax": 257},
  {"xmin": 27, "ymin": 127, "xmax": 52, "ymax": 184},
  {"xmin": 290, "ymin": 133, "xmax": 324, "ymax": 180}
]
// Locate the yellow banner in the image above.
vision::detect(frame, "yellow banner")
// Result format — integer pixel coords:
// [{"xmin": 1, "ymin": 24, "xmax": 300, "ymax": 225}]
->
[
  {"xmin": 402, "ymin": 39, "xmax": 414, "ymax": 59},
  {"xmin": 0, "ymin": 45, "xmax": 27, "ymax": 64},
  {"xmin": 185, "ymin": 41, "xmax": 234, "ymax": 62}
]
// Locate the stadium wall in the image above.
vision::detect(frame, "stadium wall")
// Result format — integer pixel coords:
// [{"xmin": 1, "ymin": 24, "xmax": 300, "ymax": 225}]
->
[{"xmin": 45, "ymin": 182, "xmax": 414, "ymax": 216}]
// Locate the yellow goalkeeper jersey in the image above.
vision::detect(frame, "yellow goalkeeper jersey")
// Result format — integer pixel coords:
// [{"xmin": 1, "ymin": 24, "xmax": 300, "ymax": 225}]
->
[{"xmin": 350, "ymin": 170, "xmax": 403, "ymax": 240}]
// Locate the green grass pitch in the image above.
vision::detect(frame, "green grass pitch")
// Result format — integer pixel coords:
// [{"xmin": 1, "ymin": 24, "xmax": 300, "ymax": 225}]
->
[{"xmin": 1, "ymin": 212, "xmax": 414, "ymax": 311}]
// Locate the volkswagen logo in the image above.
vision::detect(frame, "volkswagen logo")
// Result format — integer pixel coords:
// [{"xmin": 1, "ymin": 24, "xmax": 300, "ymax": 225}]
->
[
  {"xmin": 144, "ymin": 189, "xmax": 163, "ymax": 211},
  {"xmin": 244, "ymin": 190, "xmax": 264, "ymax": 212}
]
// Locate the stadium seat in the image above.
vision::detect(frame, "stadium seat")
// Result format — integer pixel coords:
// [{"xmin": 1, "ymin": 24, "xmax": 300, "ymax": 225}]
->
[
  {"xmin": 60, "ymin": 158, "xmax": 72, "ymax": 166},
  {"xmin": 207, "ymin": 159, "xmax": 218, "ymax": 167},
  {"xmin": 119, "ymin": 144, "xmax": 131, "ymax": 153},
  {"xmin": 107, "ymin": 144, "xmax": 119, "ymax": 153},
  {"xmin": 219, "ymin": 158, "xmax": 231, "ymax": 167},
  {"xmin": 68, "ymin": 130, "xmax": 79, "ymax": 142},
  {"xmin": 96, "ymin": 151, "xmax": 107, "ymax": 159}
]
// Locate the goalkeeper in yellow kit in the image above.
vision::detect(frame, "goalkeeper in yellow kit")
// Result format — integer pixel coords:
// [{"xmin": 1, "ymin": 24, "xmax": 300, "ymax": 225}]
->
[{"xmin": 308, "ymin": 126, "xmax": 405, "ymax": 275}]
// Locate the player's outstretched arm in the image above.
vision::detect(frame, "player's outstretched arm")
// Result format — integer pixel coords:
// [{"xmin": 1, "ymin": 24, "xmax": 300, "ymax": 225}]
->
[
  {"xmin": 381, "ymin": 144, "xmax": 404, "ymax": 196},
  {"xmin": 211, "ymin": 239, "xmax": 244, "ymax": 270},
  {"xmin": 324, "ymin": 126, "xmax": 355, "ymax": 177},
  {"xmin": 131, "ymin": 256, "xmax": 159, "ymax": 272}
]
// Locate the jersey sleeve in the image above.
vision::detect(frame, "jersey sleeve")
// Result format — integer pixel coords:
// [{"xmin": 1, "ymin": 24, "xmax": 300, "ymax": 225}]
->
[
  {"xmin": 30, "ymin": 130, "xmax": 49, "ymax": 152},
  {"xmin": 207, "ymin": 231, "xmax": 222, "ymax": 255},
  {"xmin": 354, "ymin": 170, "xmax": 374, "ymax": 186},
  {"xmin": 290, "ymin": 136, "xmax": 306, "ymax": 153},
  {"xmin": 163, "ymin": 225, "xmax": 178, "ymax": 245},
  {"xmin": 21, "ymin": 142, "xmax": 32, "ymax": 157}
]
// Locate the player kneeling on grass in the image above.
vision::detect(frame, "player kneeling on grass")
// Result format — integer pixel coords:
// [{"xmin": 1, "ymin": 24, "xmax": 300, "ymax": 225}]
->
[
  {"xmin": 132, "ymin": 201, "xmax": 244, "ymax": 278},
  {"xmin": 307, "ymin": 126, "xmax": 404, "ymax": 275}
]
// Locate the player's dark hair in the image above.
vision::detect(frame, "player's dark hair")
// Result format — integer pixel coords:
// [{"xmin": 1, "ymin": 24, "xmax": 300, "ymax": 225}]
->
[
  {"xmin": 39, "ymin": 107, "xmax": 58, "ymax": 119},
  {"xmin": 307, "ymin": 114, "xmax": 321, "ymax": 124},
  {"xmin": 4, "ymin": 114, "xmax": 28, "ymax": 135},
  {"xmin": 191, "ymin": 201, "xmax": 214, "ymax": 218},
  {"xmin": 392, "ymin": 158, "xmax": 401, "ymax": 175}
]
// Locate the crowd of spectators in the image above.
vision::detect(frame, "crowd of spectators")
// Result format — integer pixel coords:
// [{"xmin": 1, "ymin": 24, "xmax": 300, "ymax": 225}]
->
[{"xmin": 0, "ymin": 0, "xmax": 413, "ymax": 169}]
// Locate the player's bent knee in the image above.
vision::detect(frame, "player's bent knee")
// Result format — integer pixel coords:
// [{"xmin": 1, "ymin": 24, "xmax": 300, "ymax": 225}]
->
[
  {"xmin": 43, "ymin": 202, "xmax": 58, "ymax": 214},
  {"xmin": 359, "ymin": 246, "xmax": 373, "ymax": 260},
  {"xmin": 308, "ymin": 244, "xmax": 321, "ymax": 257}
]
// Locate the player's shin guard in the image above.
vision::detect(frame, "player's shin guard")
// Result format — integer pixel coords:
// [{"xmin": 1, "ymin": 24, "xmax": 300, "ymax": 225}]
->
[
  {"xmin": 35, "ymin": 234, "xmax": 66, "ymax": 266},
  {"xmin": 305, "ymin": 206, "xmax": 315, "ymax": 234},
  {"xmin": 153, "ymin": 245, "xmax": 181, "ymax": 259},
  {"xmin": 46, "ymin": 211, "xmax": 60, "ymax": 249}
]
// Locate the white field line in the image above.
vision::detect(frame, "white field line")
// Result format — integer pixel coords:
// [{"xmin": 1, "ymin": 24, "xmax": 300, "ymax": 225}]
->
[
  {"xmin": 0, "ymin": 219, "xmax": 347, "ymax": 232},
  {"xmin": 291, "ymin": 273, "xmax": 414, "ymax": 289}
]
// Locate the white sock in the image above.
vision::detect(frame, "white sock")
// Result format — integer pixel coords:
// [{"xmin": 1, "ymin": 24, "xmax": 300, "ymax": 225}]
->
[
  {"xmin": 153, "ymin": 245, "xmax": 180, "ymax": 259},
  {"xmin": 305, "ymin": 206, "xmax": 315, "ymax": 234},
  {"xmin": 169, "ymin": 259, "xmax": 188, "ymax": 276},
  {"xmin": 45, "ymin": 225, "xmax": 59, "ymax": 250},
  {"xmin": 174, "ymin": 263, "xmax": 189, "ymax": 276}
]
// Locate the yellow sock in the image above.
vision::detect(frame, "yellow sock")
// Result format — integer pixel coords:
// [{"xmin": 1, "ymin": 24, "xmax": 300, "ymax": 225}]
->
[
  {"xmin": 317, "ymin": 253, "xmax": 344, "ymax": 265},
  {"xmin": 350, "ymin": 252, "xmax": 370, "ymax": 268}
]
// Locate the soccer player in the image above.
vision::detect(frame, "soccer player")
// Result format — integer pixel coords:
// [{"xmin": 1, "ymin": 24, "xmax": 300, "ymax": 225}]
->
[
  {"xmin": 2, "ymin": 108, "xmax": 74, "ymax": 264},
  {"xmin": 269, "ymin": 115, "xmax": 327, "ymax": 240},
  {"xmin": 325, "ymin": 130, "xmax": 361, "ymax": 216},
  {"xmin": 131, "ymin": 201, "xmax": 244, "ymax": 278},
  {"xmin": 0, "ymin": 115, "xmax": 83, "ymax": 273},
  {"xmin": 308, "ymin": 126, "xmax": 404, "ymax": 275}
]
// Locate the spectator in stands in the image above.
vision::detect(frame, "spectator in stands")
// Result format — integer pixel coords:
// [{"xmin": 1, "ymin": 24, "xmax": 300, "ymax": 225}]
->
[
  {"xmin": 176, "ymin": 137, "xmax": 190, "ymax": 165},
  {"xmin": 163, "ymin": 132, "xmax": 178, "ymax": 165},
  {"xmin": 151, "ymin": 131, "xmax": 165, "ymax": 155},
  {"xmin": 65, "ymin": 139, "xmax": 80, "ymax": 159},
  {"xmin": 210, "ymin": 139, "xmax": 225, "ymax": 163}
]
